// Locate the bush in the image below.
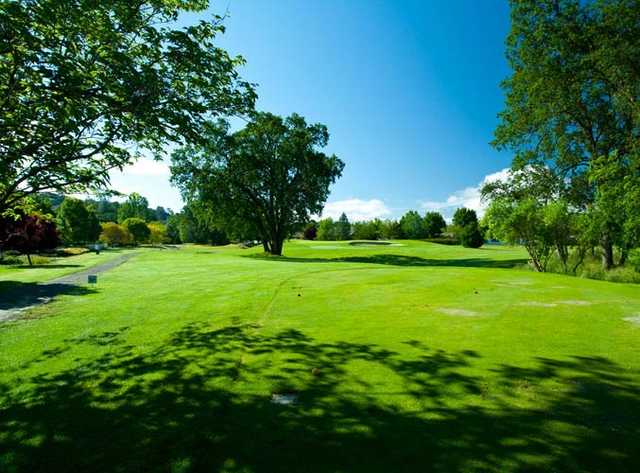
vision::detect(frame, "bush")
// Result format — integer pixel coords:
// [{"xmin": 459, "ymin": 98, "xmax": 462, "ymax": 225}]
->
[
  {"xmin": 57, "ymin": 247, "xmax": 91, "ymax": 256},
  {"xmin": 303, "ymin": 222, "xmax": 317, "ymax": 240},
  {"xmin": 317, "ymin": 218, "xmax": 337, "ymax": 240},
  {"xmin": 99, "ymin": 222, "xmax": 132, "ymax": 246},
  {"xmin": 460, "ymin": 222, "xmax": 484, "ymax": 248},
  {"xmin": 0, "ymin": 213, "xmax": 59, "ymax": 265},
  {"xmin": 121, "ymin": 218, "xmax": 150, "ymax": 244},
  {"xmin": 147, "ymin": 222, "xmax": 168, "ymax": 244},
  {"xmin": 423, "ymin": 212, "xmax": 446, "ymax": 238},
  {"xmin": 23, "ymin": 254, "xmax": 50, "ymax": 265},
  {"xmin": 602, "ymin": 266, "xmax": 640, "ymax": 284},
  {"xmin": 629, "ymin": 249, "xmax": 640, "ymax": 272}
]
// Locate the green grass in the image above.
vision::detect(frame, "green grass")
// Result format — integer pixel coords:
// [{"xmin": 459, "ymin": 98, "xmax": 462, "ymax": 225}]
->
[
  {"xmin": 1, "ymin": 240, "xmax": 640, "ymax": 472},
  {"xmin": 0, "ymin": 247, "xmax": 134, "ymax": 286}
]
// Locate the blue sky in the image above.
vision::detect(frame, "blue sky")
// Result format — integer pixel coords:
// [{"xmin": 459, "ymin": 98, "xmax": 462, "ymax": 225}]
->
[{"xmin": 109, "ymin": 0, "xmax": 513, "ymax": 220}]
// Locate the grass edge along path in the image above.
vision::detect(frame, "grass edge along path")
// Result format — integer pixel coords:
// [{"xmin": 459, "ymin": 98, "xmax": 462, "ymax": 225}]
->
[{"xmin": 0, "ymin": 251, "xmax": 140, "ymax": 322}]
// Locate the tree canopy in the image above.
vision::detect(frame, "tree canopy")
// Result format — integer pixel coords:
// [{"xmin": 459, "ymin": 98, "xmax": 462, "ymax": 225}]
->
[
  {"xmin": 171, "ymin": 113, "xmax": 344, "ymax": 255},
  {"xmin": 0, "ymin": 0, "xmax": 255, "ymax": 215},
  {"xmin": 57, "ymin": 197, "xmax": 101, "ymax": 244},
  {"xmin": 493, "ymin": 0, "xmax": 640, "ymax": 268}
]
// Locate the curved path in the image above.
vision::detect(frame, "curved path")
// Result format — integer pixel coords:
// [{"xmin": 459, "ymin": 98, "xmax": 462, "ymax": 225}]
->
[{"xmin": 0, "ymin": 252, "xmax": 139, "ymax": 322}]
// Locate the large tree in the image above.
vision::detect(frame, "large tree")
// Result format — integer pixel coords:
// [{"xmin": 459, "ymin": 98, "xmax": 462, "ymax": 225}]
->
[
  {"xmin": 399, "ymin": 211, "xmax": 425, "ymax": 239},
  {"xmin": 171, "ymin": 113, "xmax": 344, "ymax": 255},
  {"xmin": 117, "ymin": 193, "xmax": 152, "ymax": 223},
  {"xmin": 57, "ymin": 197, "xmax": 101, "ymax": 244},
  {"xmin": 494, "ymin": 0, "xmax": 640, "ymax": 269},
  {"xmin": 423, "ymin": 211, "xmax": 446, "ymax": 238},
  {"xmin": 0, "ymin": 0, "xmax": 255, "ymax": 215}
]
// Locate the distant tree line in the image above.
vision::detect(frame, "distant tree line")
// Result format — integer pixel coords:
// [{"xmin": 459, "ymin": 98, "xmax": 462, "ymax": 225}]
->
[
  {"xmin": 307, "ymin": 208, "xmax": 483, "ymax": 248},
  {"xmin": 0, "ymin": 190, "xmax": 238, "ymax": 263}
]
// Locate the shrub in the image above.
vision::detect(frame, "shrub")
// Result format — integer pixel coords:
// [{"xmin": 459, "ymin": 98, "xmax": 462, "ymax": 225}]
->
[
  {"xmin": 423, "ymin": 212, "xmax": 446, "ymax": 238},
  {"xmin": 147, "ymin": 222, "xmax": 168, "ymax": 244},
  {"xmin": 121, "ymin": 218, "xmax": 150, "ymax": 244},
  {"xmin": 0, "ymin": 213, "xmax": 59, "ymax": 265},
  {"xmin": 602, "ymin": 266, "xmax": 640, "ymax": 284},
  {"xmin": 460, "ymin": 222, "xmax": 484, "ymax": 248},
  {"xmin": 317, "ymin": 218, "xmax": 337, "ymax": 241},
  {"xmin": 629, "ymin": 249, "xmax": 640, "ymax": 272},
  {"xmin": 303, "ymin": 222, "xmax": 317, "ymax": 240},
  {"xmin": 99, "ymin": 222, "xmax": 132, "ymax": 246},
  {"xmin": 57, "ymin": 247, "xmax": 91, "ymax": 256}
]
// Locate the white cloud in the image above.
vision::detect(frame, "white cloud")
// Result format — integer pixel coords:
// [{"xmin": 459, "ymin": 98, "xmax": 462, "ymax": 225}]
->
[
  {"xmin": 420, "ymin": 168, "xmax": 511, "ymax": 219},
  {"xmin": 106, "ymin": 158, "xmax": 182, "ymax": 211},
  {"xmin": 321, "ymin": 198, "xmax": 391, "ymax": 221}
]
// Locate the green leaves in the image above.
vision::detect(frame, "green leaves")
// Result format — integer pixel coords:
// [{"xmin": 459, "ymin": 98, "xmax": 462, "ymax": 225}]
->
[
  {"xmin": 0, "ymin": 0, "xmax": 255, "ymax": 213},
  {"xmin": 170, "ymin": 113, "xmax": 344, "ymax": 255}
]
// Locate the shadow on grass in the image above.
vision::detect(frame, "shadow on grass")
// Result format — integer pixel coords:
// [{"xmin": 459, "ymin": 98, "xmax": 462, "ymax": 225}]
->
[
  {"xmin": 0, "ymin": 281, "xmax": 96, "ymax": 312},
  {"xmin": 1, "ymin": 264, "xmax": 83, "ymax": 270},
  {"xmin": 247, "ymin": 253, "xmax": 528, "ymax": 269},
  {"xmin": 0, "ymin": 322, "xmax": 637, "ymax": 472}
]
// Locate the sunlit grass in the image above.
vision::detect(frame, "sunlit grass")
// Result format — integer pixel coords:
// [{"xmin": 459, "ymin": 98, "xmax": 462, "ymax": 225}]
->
[{"xmin": 1, "ymin": 241, "xmax": 639, "ymax": 472}]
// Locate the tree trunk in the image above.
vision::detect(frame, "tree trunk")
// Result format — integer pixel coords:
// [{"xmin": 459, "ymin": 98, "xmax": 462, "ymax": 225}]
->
[
  {"xmin": 269, "ymin": 238, "xmax": 283, "ymax": 256},
  {"xmin": 601, "ymin": 236, "xmax": 614, "ymax": 270},
  {"xmin": 619, "ymin": 247, "xmax": 628, "ymax": 266},
  {"xmin": 262, "ymin": 240, "xmax": 271, "ymax": 253},
  {"xmin": 557, "ymin": 244, "xmax": 569, "ymax": 272},
  {"xmin": 526, "ymin": 245, "xmax": 543, "ymax": 272},
  {"xmin": 27, "ymin": 253, "xmax": 33, "ymax": 266}
]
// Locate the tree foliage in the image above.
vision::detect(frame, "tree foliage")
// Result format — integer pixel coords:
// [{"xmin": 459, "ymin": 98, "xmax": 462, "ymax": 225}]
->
[
  {"xmin": 317, "ymin": 218, "xmax": 338, "ymax": 241},
  {"xmin": 423, "ymin": 212, "xmax": 446, "ymax": 238},
  {"xmin": 57, "ymin": 197, "xmax": 101, "ymax": 244},
  {"xmin": 99, "ymin": 222, "xmax": 132, "ymax": 246},
  {"xmin": 0, "ymin": 213, "xmax": 58, "ymax": 264},
  {"xmin": 117, "ymin": 193, "xmax": 152, "ymax": 223},
  {"xmin": 303, "ymin": 222, "xmax": 318, "ymax": 240},
  {"xmin": 121, "ymin": 218, "xmax": 150, "ymax": 244},
  {"xmin": 494, "ymin": 0, "xmax": 640, "ymax": 269},
  {"xmin": 399, "ymin": 211, "xmax": 425, "ymax": 239},
  {"xmin": 171, "ymin": 113, "xmax": 344, "ymax": 255},
  {"xmin": 0, "ymin": 0, "xmax": 255, "ymax": 215},
  {"xmin": 336, "ymin": 213, "xmax": 351, "ymax": 241},
  {"xmin": 170, "ymin": 204, "xmax": 228, "ymax": 245},
  {"xmin": 147, "ymin": 222, "xmax": 168, "ymax": 245},
  {"xmin": 352, "ymin": 219, "xmax": 382, "ymax": 241}
]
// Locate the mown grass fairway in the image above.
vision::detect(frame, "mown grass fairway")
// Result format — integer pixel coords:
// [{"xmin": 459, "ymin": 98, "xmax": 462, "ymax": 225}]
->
[{"xmin": 1, "ymin": 241, "xmax": 640, "ymax": 472}]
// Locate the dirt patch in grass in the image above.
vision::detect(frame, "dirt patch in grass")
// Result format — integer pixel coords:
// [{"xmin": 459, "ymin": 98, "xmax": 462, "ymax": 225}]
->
[
  {"xmin": 557, "ymin": 300, "xmax": 592, "ymax": 306},
  {"xmin": 437, "ymin": 308, "xmax": 481, "ymax": 317},
  {"xmin": 623, "ymin": 315, "xmax": 640, "ymax": 325},
  {"xmin": 519, "ymin": 301, "xmax": 558, "ymax": 308},
  {"xmin": 493, "ymin": 279, "xmax": 535, "ymax": 288},
  {"xmin": 518, "ymin": 300, "xmax": 593, "ymax": 308}
]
